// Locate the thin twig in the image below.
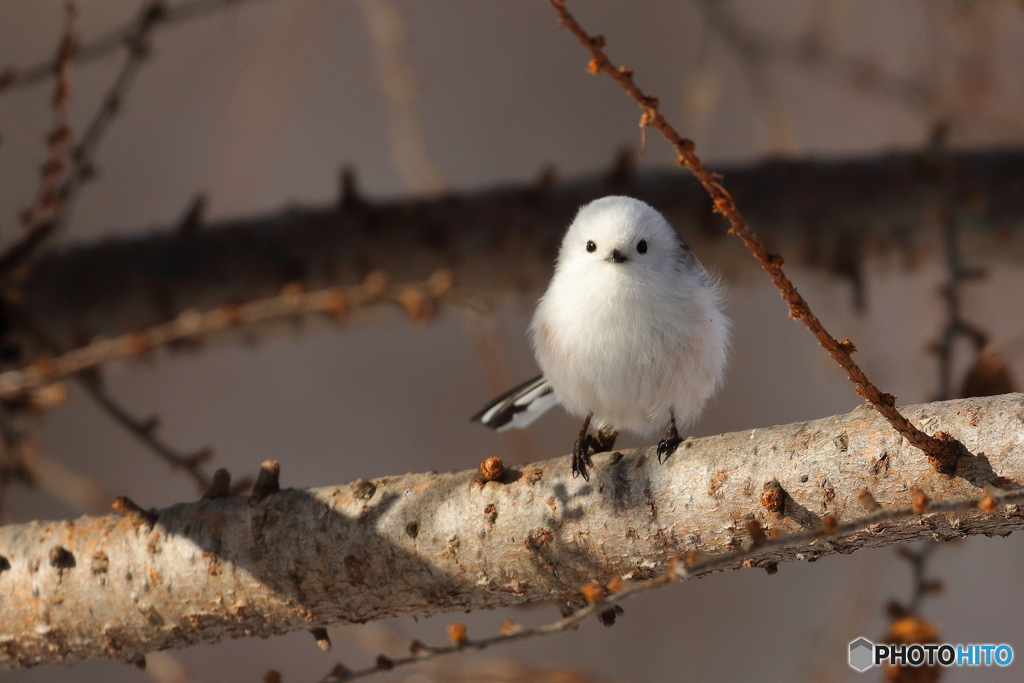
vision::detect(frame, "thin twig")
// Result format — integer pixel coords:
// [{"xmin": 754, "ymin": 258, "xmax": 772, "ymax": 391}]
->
[
  {"xmin": 1, "ymin": 1, "xmax": 174, "ymax": 280},
  {"xmin": 548, "ymin": 0, "xmax": 967, "ymax": 475},
  {"xmin": 897, "ymin": 542, "xmax": 941, "ymax": 616},
  {"xmin": 1, "ymin": 298, "xmax": 216, "ymax": 490},
  {"xmin": 76, "ymin": 375, "xmax": 215, "ymax": 490},
  {"xmin": 0, "ymin": 271, "xmax": 456, "ymax": 491},
  {"xmin": 16, "ymin": 4, "xmax": 76, "ymax": 243},
  {"xmin": 0, "ymin": 0, "xmax": 271, "ymax": 95},
  {"xmin": 0, "ymin": 270, "xmax": 457, "ymax": 398},
  {"xmin": 928, "ymin": 131, "xmax": 988, "ymax": 401},
  {"xmin": 0, "ymin": 5, "xmax": 77, "ymax": 522},
  {"xmin": 312, "ymin": 487, "xmax": 1024, "ymax": 682}
]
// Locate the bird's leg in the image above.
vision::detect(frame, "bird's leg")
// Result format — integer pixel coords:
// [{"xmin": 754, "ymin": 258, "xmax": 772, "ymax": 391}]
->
[
  {"xmin": 657, "ymin": 413, "xmax": 683, "ymax": 463},
  {"xmin": 572, "ymin": 414, "xmax": 594, "ymax": 480},
  {"xmin": 590, "ymin": 426, "xmax": 619, "ymax": 454}
]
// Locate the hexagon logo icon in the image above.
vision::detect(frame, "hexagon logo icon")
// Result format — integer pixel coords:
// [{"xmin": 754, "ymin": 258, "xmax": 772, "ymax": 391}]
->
[{"xmin": 849, "ymin": 637, "xmax": 875, "ymax": 672}]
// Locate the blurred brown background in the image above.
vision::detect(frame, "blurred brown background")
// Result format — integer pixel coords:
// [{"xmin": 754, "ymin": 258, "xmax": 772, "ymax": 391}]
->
[{"xmin": 2, "ymin": 1, "xmax": 1024, "ymax": 682}]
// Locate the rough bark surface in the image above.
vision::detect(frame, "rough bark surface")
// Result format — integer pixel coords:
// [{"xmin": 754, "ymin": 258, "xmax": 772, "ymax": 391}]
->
[
  {"xmin": 2, "ymin": 394, "xmax": 1023, "ymax": 669},
  {"xmin": 19, "ymin": 149, "xmax": 1024, "ymax": 349}
]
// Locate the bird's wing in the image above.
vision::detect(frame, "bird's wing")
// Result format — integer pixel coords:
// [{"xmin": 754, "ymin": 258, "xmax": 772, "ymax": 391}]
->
[{"xmin": 471, "ymin": 374, "xmax": 559, "ymax": 431}]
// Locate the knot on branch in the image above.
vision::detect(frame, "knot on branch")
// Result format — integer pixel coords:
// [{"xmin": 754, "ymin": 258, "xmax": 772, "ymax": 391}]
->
[
  {"xmin": 473, "ymin": 456, "xmax": 505, "ymax": 485},
  {"xmin": 112, "ymin": 495, "xmax": 158, "ymax": 528},
  {"xmin": 760, "ymin": 480, "xmax": 785, "ymax": 514},
  {"xmin": 787, "ymin": 301, "xmax": 809, "ymax": 320},
  {"xmin": 876, "ymin": 391, "xmax": 897, "ymax": 408},
  {"xmin": 251, "ymin": 460, "xmax": 281, "ymax": 503},
  {"xmin": 927, "ymin": 431, "xmax": 967, "ymax": 476}
]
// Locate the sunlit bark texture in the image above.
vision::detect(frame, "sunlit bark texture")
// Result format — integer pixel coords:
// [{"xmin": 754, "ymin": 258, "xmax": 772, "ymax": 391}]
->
[{"xmin": 2, "ymin": 393, "xmax": 1022, "ymax": 668}]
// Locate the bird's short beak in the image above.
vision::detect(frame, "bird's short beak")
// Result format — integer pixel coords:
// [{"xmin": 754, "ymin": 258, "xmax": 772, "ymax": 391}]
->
[{"xmin": 609, "ymin": 249, "xmax": 628, "ymax": 264}]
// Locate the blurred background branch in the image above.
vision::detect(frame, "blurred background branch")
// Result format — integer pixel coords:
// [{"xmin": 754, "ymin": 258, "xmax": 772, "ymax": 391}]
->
[{"xmin": 10, "ymin": 148, "xmax": 1024, "ymax": 355}]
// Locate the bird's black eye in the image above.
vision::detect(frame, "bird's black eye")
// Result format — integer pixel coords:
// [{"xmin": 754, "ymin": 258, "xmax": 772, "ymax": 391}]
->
[
  {"xmin": 586, "ymin": 240, "xmax": 597, "ymax": 253},
  {"xmin": 637, "ymin": 239, "xmax": 648, "ymax": 254}
]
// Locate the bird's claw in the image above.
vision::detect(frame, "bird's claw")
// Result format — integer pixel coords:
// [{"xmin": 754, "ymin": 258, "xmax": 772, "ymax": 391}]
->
[
  {"xmin": 657, "ymin": 434, "xmax": 682, "ymax": 464},
  {"xmin": 572, "ymin": 434, "xmax": 594, "ymax": 480}
]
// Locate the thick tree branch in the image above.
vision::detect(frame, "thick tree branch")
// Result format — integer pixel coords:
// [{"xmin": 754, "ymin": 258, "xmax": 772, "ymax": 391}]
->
[
  {"xmin": 2, "ymin": 393, "xmax": 1023, "ymax": 669},
  {"xmin": 16, "ymin": 148, "xmax": 1024, "ymax": 351}
]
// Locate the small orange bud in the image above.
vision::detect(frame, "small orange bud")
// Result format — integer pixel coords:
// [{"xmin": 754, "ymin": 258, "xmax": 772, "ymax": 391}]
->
[
  {"xmin": 858, "ymin": 489, "xmax": 879, "ymax": 512},
  {"xmin": 447, "ymin": 622, "xmax": 467, "ymax": 645},
  {"xmin": 323, "ymin": 289, "xmax": 349, "ymax": 320},
  {"xmin": 500, "ymin": 619, "xmax": 521, "ymax": 636},
  {"xmin": 760, "ymin": 481, "xmax": 784, "ymax": 513},
  {"xmin": 478, "ymin": 457, "xmax": 504, "ymax": 482},
  {"xmin": 220, "ymin": 303, "xmax": 243, "ymax": 325},
  {"xmin": 821, "ymin": 515, "xmax": 838, "ymax": 534},
  {"xmin": 581, "ymin": 580, "xmax": 605, "ymax": 603},
  {"xmin": 607, "ymin": 576, "xmax": 624, "ymax": 594},
  {"xmin": 586, "ymin": 58, "xmax": 599, "ymax": 75},
  {"xmin": 887, "ymin": 615, "xmax": 939, "ymax": 643},
  {"xmin": 979, "ymin": 496, "xmax": 998, "ymax": 513},
  {"xmin": 126, "ymin": 331, "xmax": 152, "ymax": 356},
  {"xmin": 398, "ymin": 287, "xmax": 433, "ymax": 324},
  {"xmin": 427, "ymin": 269, "xmax": 454, "ymax": 297},
  {"xmin": 29, "ymin": 383, "xmax": 68, "ymax": 409},
  {"xmin": 911, "ymin": 488, "xmax": 930, "ymax": 514}
]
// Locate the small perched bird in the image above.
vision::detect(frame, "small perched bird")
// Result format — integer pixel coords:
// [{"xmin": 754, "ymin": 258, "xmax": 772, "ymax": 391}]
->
[{"xmin": 473, "ymin": 196, "xmax": 729, "ymax": 480}]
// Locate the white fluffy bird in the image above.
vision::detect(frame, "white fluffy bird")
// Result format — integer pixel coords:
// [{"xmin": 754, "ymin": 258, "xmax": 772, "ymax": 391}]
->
[{"xmin": 473, "ymin": 196, "xmax": 729, "ymax": 480}]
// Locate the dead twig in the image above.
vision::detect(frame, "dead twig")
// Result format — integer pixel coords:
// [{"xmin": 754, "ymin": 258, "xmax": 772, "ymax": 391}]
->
[
  {"xmin": 1, "ymin": 298, "xmax": 217, "ymax": 491},
  {"xmin": 0, "ymin": 0, "xmax": 271, "ymax": 95},
  {"xmin": 0, "ymin": 271, "xmax": 457, "ymax": 399},
  {"xmin": 548, "ymin": 0, "xmax": 968, "ymax": 475},
  {"xmin": 0, "ymin": 1, "xmax": 174, "ymax": 280},
  {"xmin": 77, "ymin": 375, "xmax": 215, "ymax": 491},
  {"xmin": 16, "ymin": 4, "xmax": 76, "ymax": 243}
]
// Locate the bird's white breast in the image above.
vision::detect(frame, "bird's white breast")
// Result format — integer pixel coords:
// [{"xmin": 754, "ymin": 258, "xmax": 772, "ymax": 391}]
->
[{"xmin": 532, "ymin": 255, "xmax": 727, "ymax": 437}]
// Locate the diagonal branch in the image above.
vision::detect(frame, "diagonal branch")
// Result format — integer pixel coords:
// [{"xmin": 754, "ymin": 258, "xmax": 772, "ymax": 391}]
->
[
  {"xmin": 549, "ymin": 0, "xmax": 968, "ymax": 474},
  {"xmin": 1, "ymin": 1, "xmax": 177, "ymax": 281},
  {"xmin": 1, "ymin": 393, "xmax": 1022, "ymax": 669}
]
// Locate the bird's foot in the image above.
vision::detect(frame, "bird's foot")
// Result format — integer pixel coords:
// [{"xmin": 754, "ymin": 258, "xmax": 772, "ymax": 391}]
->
[
  {"xmin": 657, "ymin": 418, "xmax": 683, "ymax": 464},
  {"xmin": 589, "ymin": 427, "xmax": 619, "ymax": 455},
  {"xmin": 572, "ymin": 433, "xmax": 594, "ymax": 481},
  {"xmin": 656, "ymin": 434, "xmax": 682, "ymax": 463}
]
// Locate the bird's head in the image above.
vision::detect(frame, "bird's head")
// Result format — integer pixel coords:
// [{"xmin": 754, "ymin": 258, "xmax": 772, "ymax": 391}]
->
[{"xmin": 558, "ymin": 196, "xmax": 684, "ymax": 277}]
